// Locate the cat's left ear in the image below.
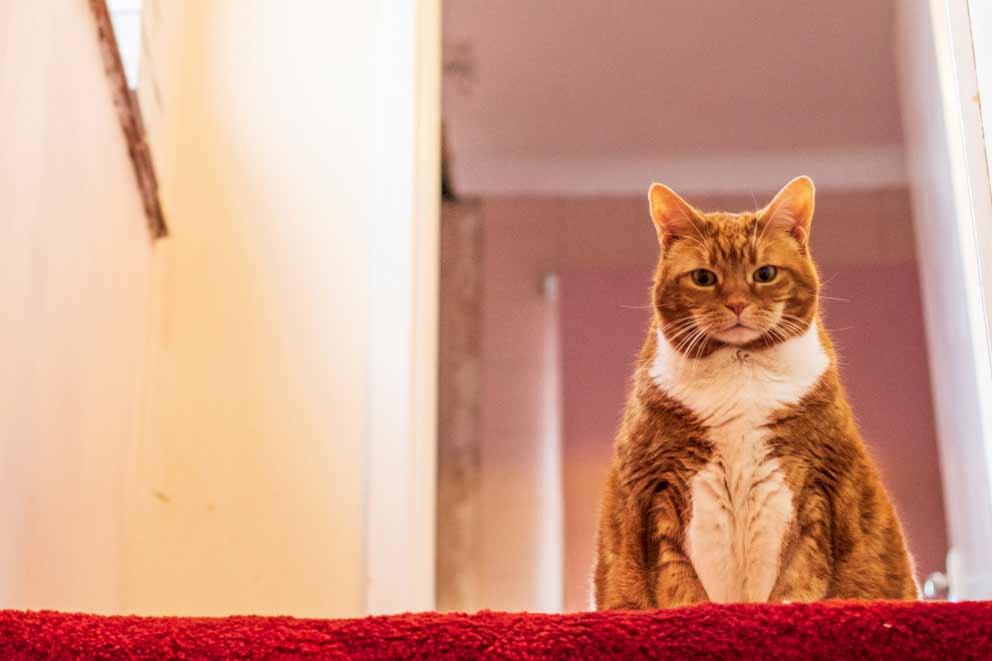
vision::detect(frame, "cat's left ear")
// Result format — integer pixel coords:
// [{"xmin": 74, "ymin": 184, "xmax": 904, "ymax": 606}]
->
[
  {"xmin": 648, "ymin": 182, "xmax": 704, "ymax": 248},
  {"xmin": 759, "ymin": 176, "xmax": 815, "ymax": 247}
]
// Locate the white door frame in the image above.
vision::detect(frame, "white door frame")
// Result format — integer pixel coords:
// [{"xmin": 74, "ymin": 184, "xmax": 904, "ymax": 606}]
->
[
  {"xmin": 365, "ymin": 0, "xmax": 441, "ymax": 614},
  {"xmin": 964, "ymin": 1, "xmax": 992, "ymax": 356},
  {"xmin": 935, "ymin": 0, "xmax": 992, "ymax": 401},
  {"xmin": 902, "ymin": 0, "xmax": 992, "ymax": 599},
  {"xmin": 945, "ymin": 0, "xmax": 992, "ymax": 597},
  {"xmin": 936, "ymin": 0, "xmax": 992, "ymax": 599}
]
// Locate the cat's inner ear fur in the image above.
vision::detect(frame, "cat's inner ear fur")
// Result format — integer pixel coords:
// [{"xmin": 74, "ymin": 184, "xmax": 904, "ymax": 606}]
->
[
  {"xmin": 759, "ymin": 176, "xmax": 816, "ymax": 247},
  {"xmin": 648, "ymin": 183, "xmax": 705, "ymax": 248}
]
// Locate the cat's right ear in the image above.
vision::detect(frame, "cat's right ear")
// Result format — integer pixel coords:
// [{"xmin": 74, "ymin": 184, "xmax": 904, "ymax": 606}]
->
[{"xmin": 648, "ymin": 183, "xmax": 702, "ymax": 248}]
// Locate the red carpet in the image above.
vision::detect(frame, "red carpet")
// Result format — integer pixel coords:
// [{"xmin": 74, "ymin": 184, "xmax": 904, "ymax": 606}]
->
[{"xmin": 0, "ymin": 601, "xmax": 989, "ymax": 660}]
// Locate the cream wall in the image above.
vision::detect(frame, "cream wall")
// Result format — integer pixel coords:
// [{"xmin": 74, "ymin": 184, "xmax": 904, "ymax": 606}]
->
[
  {"xmin": 0, "ymin": 1, "xmax": 155, "ymax": 612},
  {"xmin": 125, "ymin": 1, "xmax": 439, "ymax": 617},
  {"xmin": 0, "ymin": 0, "xmax": 437, "ymax": 617}
]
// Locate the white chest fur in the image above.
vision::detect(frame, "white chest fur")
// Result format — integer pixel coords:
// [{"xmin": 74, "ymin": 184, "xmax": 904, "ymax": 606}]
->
[{"xmin": 649, "ymin": 322, "xmax": 829, "ymax": 603}]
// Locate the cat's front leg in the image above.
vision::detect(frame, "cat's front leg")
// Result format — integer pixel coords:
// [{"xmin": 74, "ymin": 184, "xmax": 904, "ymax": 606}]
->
[
  {"xmin": 655, "ymin": 541, "xmax": 709, "ymax": 607},
  {"xmin": 650, "ymin": 479, "xmax": 709, "ymax": 607},
  {"xmin": 594, "ymin": 468, "xmax": 657, "ymax": 610},
  {"xmin": 768, "ymin": 519, "xmax": 831, "ymax": 603}
]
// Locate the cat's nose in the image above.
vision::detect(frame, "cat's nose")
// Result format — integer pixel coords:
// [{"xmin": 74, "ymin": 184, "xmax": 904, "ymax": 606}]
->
[{"xmin": 725, "ymin": 301, "xmax": 748, "ymax": 316}]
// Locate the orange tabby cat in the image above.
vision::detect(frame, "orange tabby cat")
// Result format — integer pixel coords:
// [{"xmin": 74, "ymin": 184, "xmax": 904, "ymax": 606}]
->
[{"xmin": 593, "ymin": 177, "xmax": 917, "ymax": 609}]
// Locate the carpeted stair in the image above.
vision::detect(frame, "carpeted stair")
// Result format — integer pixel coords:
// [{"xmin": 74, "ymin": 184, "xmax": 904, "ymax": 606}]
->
[{"xmin": 0, "ymin": 601, "xmax": 988, "ymax": 659}]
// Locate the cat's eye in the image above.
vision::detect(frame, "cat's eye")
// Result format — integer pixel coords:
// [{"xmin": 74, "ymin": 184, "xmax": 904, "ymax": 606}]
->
[
  {"xmin": 753, "ymin": 265, "xmax": 778, "ymax": 283},
  {"xmin": 690, "ymin": 269, "xmax": 718, "ymax": 287}
]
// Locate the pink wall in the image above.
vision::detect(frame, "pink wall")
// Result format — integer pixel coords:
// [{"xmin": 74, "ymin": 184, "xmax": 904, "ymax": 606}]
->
[
  {"xmin": 558, "ymin": 269, "xmax": 653, "ymax": 611},
  {"xmin": 559, "ymin": 262, "xmax": 946, "ymax": 611}
]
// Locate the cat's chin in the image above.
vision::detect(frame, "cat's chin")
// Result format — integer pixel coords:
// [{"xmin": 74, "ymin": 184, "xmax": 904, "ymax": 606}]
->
[{"xmin": 711, "ymin": 325, "xmax": 763, "ymax": 346}]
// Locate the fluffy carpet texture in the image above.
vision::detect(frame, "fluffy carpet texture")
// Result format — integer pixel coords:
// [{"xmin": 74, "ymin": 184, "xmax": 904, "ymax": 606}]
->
[{"xmin": 0, "ymin": 601, "xmax": 989, "ymax": 660}]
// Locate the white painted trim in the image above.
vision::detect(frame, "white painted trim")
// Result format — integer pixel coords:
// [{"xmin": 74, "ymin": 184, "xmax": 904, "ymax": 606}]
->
[
  {"xmin": 537, "ymin": 273, "xmax": 563, "ymax": 612},
  {"xmin": 410, "ymin": 0, "xmax": 442, "ymax": 615},
  {"xmin": 910, "ymin": 0, "xmax": 992, "ymax": 600},
  {"xmin": 934, "ymin": 0, "xmax": 992, "ymax": 518},
  {"xmin": 366, "ymin": 0, "xmax": 440, "ymax": 614},
  {"xmin": 965, "ymin": 0, "xmax": 992, "ymax": 389},
  {"xmin": 971, "ymin": 0, "xmax": 992, "ymax": 190},
  {"xmin": 451, "ymin": 145, "xmax": 907, "ymax": 196}
]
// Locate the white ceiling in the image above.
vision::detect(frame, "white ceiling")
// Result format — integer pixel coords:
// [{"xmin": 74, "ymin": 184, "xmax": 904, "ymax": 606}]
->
[{"xmin": 443, "ymin": 0, "xmax": 903, "ymax": 195}]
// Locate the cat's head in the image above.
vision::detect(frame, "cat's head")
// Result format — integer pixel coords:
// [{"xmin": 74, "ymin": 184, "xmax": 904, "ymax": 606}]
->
[{"xmin": 648, "ymin": 176, "xmax": 819, "ymax": 355}]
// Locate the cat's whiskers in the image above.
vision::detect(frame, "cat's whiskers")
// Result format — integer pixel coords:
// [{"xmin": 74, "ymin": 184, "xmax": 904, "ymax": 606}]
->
[
  {"xmin": 666, "ymin": 323, "xmax": 704, "ymax": 347},
  {"xmin": 812, "ymin": 293, "xmax": 851, "ymax": 303},
  {"xmin": 662, "ymin": 317, "xmax": 700, "ymax": 339},
  {"xmin": 777, "ymin": 323, "xmax": 804, "ymax": 338},
  {"xmin": 685, "ymin": 325, "xmax": 711, "ymax": 359},
  {"xmin": 763, "ymin": 325, "xmax": 785, "ymax": 345},
  {"xmin": 779, "ymin": 313, "xmax": 812, "ymax": 334},
  {"xmin": 819, "ymin": 273, "xmax": 840, "ymax": 290},
  {"xmin": 664, "ymin": 316, "xmax": 698, "ymax": 331},
  {"xmin": 674, "ymin": 325, "xmax": 709, "ymax": 380},
  {"xmin": 677, "ymin": 329, "xmax": 708, "ymax": 380},
  {"xmin": 670, "ymin": 330, "xmax": 695, "ymax": 380},
  {"xmin": 668, "ymin": 319, "xmax": 701, "ymax": 350},
  {"xmin": 796, "ymin": 284, "xmax": 850, "ymax": 303},
  {"xmin": 672, "ymin": 324, "xmax": 701, "ymax": 358},
  {"xmin": 796, "ymin": 288, "xmax": 850, "ymax": 303},
  {"xmin": 775, "ymin": 317, "xmax": 806, "ymax": 337},
  {"xmin": 777, "ymin": 314, "xmax": 806, "ymax": 327}
]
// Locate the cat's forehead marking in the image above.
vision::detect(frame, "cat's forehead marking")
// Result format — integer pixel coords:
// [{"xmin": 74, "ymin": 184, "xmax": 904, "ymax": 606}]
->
[{"xmin": 694, "ymin": 213, "xmax": 764, "ymax": 263}]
